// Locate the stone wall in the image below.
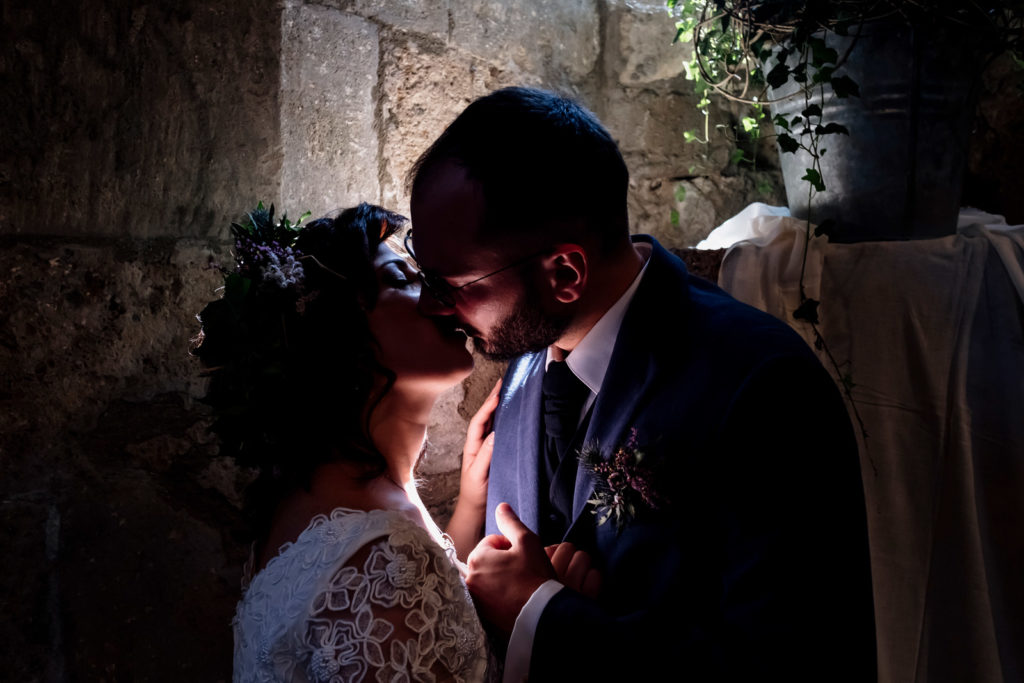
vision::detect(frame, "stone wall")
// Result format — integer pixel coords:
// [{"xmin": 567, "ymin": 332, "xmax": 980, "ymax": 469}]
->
[
  {"xmin": 2, "ymin": 0, "xmax": 1018, "ymax": 679},
  {"xmin": 0, "ymin": 1, "xmax": 778, "ymax": 678}
]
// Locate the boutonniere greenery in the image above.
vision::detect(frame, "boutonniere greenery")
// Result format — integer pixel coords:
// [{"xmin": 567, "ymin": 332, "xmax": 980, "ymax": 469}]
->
[{"xmin": 578, "ymin": 429, "xmax": 669, "ymax": 532}]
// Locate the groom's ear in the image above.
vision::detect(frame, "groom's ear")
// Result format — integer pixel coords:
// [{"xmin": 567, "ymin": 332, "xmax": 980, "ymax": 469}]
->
[{"xmin": 542, "ymin": 244, "xmax": 587, "ymax": 304}]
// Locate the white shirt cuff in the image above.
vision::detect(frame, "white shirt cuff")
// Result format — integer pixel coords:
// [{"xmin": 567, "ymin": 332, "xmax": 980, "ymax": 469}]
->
[{"xmin": 501, "ymin": 580, "xmax": 564, "ymax": 683}]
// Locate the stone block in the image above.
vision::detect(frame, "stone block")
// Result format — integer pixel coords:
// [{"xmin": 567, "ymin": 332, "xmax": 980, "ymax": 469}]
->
[
  {"xmin": 450, "ymin": 0, "xmax": 600, "ymax": 84},
  {"xmin": 0, "ymin": 499, "xmax": 56, "ymax": 680},
  {"xmin": 337, "ymin": 0, "xmax": 449, "ymax": 40},
  {"xmin": 377, "ymin": 37, "xmax": 532, "ymax": 215},
  {"xmin": 280, "ymin": 6, "xmax": 380, "ymax": 217},
  {"xmin": 629, "ymin": 171, "xmax": 786, "ymax": 249},
  {"xmin": 597, "ymin": 87, "xmax": 724, "ymax": 180},
  {"xmin": 0, "ymin": 238, "xmax": 226, "ymax": 439},
  {"xmin": 58, "ymin": 471, "xmax": 243, "ymax": 680},
  {"xmin": 609, "ymin": 1, "xmax": 687, "ymax": 85},
  {"xmin": 0, "ymin": 0, "xmax": 281, "ymax": 239}
]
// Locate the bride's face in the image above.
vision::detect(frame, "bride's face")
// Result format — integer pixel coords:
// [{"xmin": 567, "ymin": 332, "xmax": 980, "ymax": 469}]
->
[{"xmin": 367, "ymin": 242, "xmax": 474, "ymax": 388}]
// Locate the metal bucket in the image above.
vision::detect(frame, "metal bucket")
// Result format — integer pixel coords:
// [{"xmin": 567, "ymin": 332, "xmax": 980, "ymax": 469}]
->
[{"xmin": 767, "ymin": 23, "xmax": 983, "ymax": 242}]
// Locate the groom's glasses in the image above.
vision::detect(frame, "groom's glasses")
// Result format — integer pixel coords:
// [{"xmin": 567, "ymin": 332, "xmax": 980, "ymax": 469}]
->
[{"xmin": 404, "ymin": 230, "xmax": 549, "ymax": 308}]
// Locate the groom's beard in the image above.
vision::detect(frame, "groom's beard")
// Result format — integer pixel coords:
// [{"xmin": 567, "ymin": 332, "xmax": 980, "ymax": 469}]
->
[{"xmin": 473, "ymin": 282, "xmax": 570, "ymax": 362}]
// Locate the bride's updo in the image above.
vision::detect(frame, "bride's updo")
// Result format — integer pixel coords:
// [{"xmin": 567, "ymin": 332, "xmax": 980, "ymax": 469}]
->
[{"xmin": 193, "ymin": 202, "xmax": 407, "ymax": 534}]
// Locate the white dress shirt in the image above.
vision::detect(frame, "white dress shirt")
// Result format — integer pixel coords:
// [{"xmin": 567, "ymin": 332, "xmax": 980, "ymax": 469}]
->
[{"xmin": 501, "ymin": 243, "xmax": 651, "ymax": 683}]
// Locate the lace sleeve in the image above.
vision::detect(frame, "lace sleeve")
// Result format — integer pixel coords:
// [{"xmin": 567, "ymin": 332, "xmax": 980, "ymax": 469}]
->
[{"xmin": 299, "ymin": 524, "xmax": 490, "ymax": 683}]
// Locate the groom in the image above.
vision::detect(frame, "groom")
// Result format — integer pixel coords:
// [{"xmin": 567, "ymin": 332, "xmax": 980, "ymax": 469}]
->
[{"xmin": 408, "ymin": 87, "xmax": 876, "ymax": 681}]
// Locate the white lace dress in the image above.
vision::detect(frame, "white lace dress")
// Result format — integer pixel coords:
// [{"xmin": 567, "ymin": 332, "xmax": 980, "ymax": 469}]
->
[{"xmin": 233, "ymin": 508, "xmax": 496, "ymax": 682}]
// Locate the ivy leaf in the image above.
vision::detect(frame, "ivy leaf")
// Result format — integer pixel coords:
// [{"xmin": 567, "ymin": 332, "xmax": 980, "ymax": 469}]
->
[
  {"xmin": 670, "ymin": 209, "xmax": 680, "ymax": 226},
  {"xmin": 773, "ymin": 114, "xmax": 791, "ymax": 131},
  {"xmin": 766, "ymin": 62, "xmax": 790, "ymax": 89},
  {"xmin": 830, "ymin": 75, "xmax": 860, "ymax": 98},
  {"xmin": 673, "ymin": 26, "xmax": 685, "ymax": 43},
  {"xmin": 814, "ymin": 218, "xmax": 837, "ymax": 237},
  {"xmin": 224, "ymin": 273, "xmax": 252, "ymax": 301},
  {"xmin": 793, "ymin": 298, "xmax": 820, "ymax": 324},
  {"xmin": 812, "ymin": 65, "xmax": 835, "ymax": 84},
  {"xmin": 801, "ymin": 168, "xmax": 826, "ymax": 192},
  {"xmin": 820, "ymin": 122, "xmax": 849, "ymax": 135},
  {"xmin": 674, "ymin": 183, "xmax": 687, "ymax": 202},
  {"xmin": 802, "ymin": 104, "xmax": 822, "ymax": 118},
  {"xmin": 730, "ymin": 148, "xmax": 747, "ymax": 165},
  {"xmin": 809, "ymin": 39, "xmax": 839, "ymax": 67},
  {"xmin": 777, "ymin": 133, "xmax": 800, "ymax": 154}
]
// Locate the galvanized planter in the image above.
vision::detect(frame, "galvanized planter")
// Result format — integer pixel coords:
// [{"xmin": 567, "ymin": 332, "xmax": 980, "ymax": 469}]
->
[{"xmin": 767, "ymin": 23, "xmax": 983, "ymax": 243}]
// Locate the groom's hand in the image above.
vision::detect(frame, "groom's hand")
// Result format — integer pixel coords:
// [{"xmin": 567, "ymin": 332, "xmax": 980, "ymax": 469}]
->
[
  {"xmin": 465, "ymin": 502, "xmax": 556, "ymax": 634},
  {"xmin": 546, "ymin": 542, "xmax": 602, "ymax": 599}
]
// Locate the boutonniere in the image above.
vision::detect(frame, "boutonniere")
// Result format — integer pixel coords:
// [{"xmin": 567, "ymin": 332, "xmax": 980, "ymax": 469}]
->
[{"xmin": 578, "ymin": 429, "xmax": 669, "ymax": 532}]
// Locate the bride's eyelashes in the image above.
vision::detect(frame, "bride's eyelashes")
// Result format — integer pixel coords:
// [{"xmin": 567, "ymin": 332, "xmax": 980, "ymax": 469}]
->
[{"xmin": 380, "ymin": 261, "xmax": 417, "ymax": 289}]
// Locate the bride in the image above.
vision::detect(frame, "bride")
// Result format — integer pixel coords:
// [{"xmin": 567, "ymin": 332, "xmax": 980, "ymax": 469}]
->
[{"xmin": 194, "ymin": 202, "xmax": 501, "ymax": 681}]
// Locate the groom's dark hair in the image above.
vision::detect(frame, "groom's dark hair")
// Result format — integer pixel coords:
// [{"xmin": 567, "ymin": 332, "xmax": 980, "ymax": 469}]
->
[{"xmin": 408, "ymin": 86, "xmax": 631, "ymax": 252}]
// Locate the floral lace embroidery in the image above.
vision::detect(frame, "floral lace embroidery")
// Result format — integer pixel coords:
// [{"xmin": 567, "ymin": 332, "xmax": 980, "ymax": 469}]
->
[{"xmin": 233, "ymin": 508, "xmax": 494, "ymax": 682}]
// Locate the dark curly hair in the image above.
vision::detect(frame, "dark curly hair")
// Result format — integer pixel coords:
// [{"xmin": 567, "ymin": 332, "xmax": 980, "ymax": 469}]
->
[{"xmin": 193, "ymin": 202, "xmax": 407, "ymax": 536}]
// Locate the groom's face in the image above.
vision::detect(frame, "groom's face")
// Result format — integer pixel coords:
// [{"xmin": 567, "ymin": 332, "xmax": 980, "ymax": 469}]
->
[{"xmin": 409, "ymin": 160, "xmax": 568, "ymax": 360}]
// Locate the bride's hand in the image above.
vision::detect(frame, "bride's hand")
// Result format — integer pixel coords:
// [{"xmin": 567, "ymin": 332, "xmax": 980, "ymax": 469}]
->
[
  {"xmin": 446, "ymin": 379, "xmax": 501, "ymax": 561},
  {"xmin": 459, "ymin": 378, "xmax": 501, "ymax": 510},
  {"xmin": 545, "ymin": 542, "xmax": 602, "ymax": 599}
]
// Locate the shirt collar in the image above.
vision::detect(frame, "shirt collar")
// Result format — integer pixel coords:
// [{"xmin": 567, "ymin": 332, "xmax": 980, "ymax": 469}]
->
[{"xmin": 546, "ymin": 243, "xmax": 652, "ymax": 395}]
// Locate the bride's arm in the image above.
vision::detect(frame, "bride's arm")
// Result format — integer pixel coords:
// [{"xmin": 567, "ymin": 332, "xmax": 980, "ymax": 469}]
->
[
  {"xmin": 446, "ymin": 379, "xmax": 501, "ymax": 561},
  {"xmin": 301, "ymin": 531, "xmax": 488, "ymax": 683}
]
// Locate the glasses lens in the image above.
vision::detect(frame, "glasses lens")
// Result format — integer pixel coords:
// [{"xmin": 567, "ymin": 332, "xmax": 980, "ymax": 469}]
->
[
  {"xmin": 417, "ymin": 271, "xmax": 455, "ymax": 307},
  {"xmin": 406, "ymin": 231, "xmax": 456, "ymax": 307}
]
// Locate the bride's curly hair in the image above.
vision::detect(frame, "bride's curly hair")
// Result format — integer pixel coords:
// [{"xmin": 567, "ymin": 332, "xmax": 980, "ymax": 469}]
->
[{"xmin": 193, "ymin": 202, "xmax": 407, "ymax": 536}]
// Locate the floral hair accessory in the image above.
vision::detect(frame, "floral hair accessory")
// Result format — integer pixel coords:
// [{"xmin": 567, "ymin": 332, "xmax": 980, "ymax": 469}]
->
[
  {"xmin": 579, "ymin": 429, "xmax": 669, "ymax": 532},
  {"xmin": 230, "ymin": 201, "xmax": 312, "ymax": 295}
]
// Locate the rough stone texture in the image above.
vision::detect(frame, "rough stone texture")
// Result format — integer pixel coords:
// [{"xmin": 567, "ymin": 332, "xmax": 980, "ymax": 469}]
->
[
  {"xmin": 0, "ymin": 238, "xmax": 247, "ymax": 680},
  {"xmin": 593, "ymin": 1, "xmax": 787, "ymax": 246},
  {"xmin": 377, "ymin": 36, "xmax": 530, "ymax": 217},
  {"xmin": 337, "ymin": 0, "xmax": 449, "ymax": 41},
  {"xmin": 4, "ymin": 1, "xmax": 1021, "ymax": 679},
  {"xmin": 631, "ymin": 171, "xmax": 787, "ymax": 250},
  {"xmin": 280, "ymin": 5, "xmax": 380, "ymax": 217},
  {"xmin": 613, "ymin": 1, "xmax": 686, "ymax": 85},
  {"xmin": 451, "ymin": 0, "xmax": 601, "ymax": 86},
  {"xmin": 0, "ymin": 0, "xmax": 281, "ymax": 239}
]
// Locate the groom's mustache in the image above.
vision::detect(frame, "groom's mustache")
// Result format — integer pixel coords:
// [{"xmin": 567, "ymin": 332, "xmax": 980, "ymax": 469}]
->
[{"xmin": 432, "ymin": 316, "xmax": 478, "ymax": 341}]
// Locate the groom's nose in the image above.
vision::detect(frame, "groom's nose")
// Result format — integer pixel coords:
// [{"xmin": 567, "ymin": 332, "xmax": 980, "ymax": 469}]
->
[{"xmin": 417, "ymin": 286, "xmax": 455, "ymax": 317}]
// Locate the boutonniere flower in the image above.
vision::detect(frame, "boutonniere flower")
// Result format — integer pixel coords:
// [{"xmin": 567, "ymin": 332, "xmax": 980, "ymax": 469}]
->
[{"xmin": 578, "ymin": 429, "xmax": 669, "ymax": 532}]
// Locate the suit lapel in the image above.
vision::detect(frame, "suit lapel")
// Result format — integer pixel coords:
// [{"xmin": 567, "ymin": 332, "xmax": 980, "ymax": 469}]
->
[
  {"xmin": 500, "ymin": 352, "xmax": 545, "ymax": 533},
  {"xmin": 567, "ymin": 237, "xmax": 687, "ymax": 533}
]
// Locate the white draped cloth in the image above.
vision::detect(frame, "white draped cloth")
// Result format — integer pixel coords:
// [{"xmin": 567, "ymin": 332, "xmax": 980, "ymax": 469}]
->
[
  {"xmin": 704, "ymin": 203, "xmax": 1024, "ymax": 683},
  {"xmin": 233, "ymin": 508, "xmax": 495, "ymax": 682}
]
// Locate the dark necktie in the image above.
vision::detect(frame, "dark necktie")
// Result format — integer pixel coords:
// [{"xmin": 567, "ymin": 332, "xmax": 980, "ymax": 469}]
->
[
  {"xmin": 542, "ymin": 360, "xmax": 590, "ymax": 472},
  {"xmin": 539, "ymin": 360, "xmax": 591, "ymax": 541}
]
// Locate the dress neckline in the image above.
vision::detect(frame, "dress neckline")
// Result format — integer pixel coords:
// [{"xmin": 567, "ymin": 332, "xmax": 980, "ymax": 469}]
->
[{"xmin": 242, "ymin": 507, "xmax": 455, "ymax": 592}]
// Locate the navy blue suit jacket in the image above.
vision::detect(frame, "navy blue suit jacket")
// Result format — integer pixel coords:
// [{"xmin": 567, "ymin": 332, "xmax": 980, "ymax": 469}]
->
[{"xmin": 487, "ymin": 236, "xmax": 876, "ymax": 680}]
